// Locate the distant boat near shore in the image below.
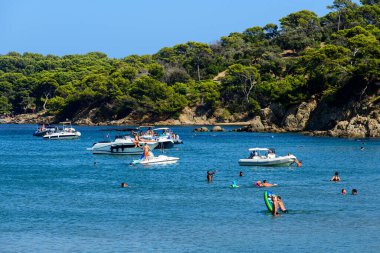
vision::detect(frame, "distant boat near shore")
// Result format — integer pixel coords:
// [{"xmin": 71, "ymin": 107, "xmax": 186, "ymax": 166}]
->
[{"xmin": 42, "ymin": 122, "xmax": 81, "ymax": 140}]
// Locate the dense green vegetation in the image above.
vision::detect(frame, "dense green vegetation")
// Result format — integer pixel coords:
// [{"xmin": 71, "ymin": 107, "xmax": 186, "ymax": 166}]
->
[{"xmin": 0, "ymin": 0, "xmax": 379, "ymax": 122}]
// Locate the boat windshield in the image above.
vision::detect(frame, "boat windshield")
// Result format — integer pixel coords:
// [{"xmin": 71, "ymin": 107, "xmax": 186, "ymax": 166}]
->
[{"xmin": 248, "ymin": 148, "xmax": 276, "ymax": 158}]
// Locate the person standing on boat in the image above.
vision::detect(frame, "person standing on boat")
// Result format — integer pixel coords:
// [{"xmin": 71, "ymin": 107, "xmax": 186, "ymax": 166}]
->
[{"xmin": 143, "ymin": 143, "xmax": 151, "ymax": 160}]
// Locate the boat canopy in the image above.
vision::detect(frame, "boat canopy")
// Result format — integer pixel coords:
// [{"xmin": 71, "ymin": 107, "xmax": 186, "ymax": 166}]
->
[
  {"xmin": 249, "ymin": 148, "xmax": 270, "ymax": 151},
  {"xmin": 153, "ymin": 127, "xmax": 170, "ymax": 131}
]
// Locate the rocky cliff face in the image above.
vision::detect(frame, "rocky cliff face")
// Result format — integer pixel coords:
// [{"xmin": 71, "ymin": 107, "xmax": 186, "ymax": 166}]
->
[
  {"xmin": 234, "ymin": 96, "xmax": 380, "ymax": 138},
  {"xmin": 2, "ymin": 96, "xmax": 379, "ymax": 138}
]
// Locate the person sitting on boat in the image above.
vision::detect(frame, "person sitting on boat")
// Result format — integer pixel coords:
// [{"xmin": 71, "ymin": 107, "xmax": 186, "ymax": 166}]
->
[
  {"xmin": 249, "ymin": 151, "xmax": 258, "ymax": 159},
  {"xmin": 133, "ymin": 133, "xmax": 141, "ymax": 148},
  {"xmin": 330, "ymin": 172, "xmax": 341, "ymax": 182},
  {"xmin": 143, "ymin": 143, "xmax": 151, "ymax": 160},
  {"xmin": 267, "ymin": 150, "xmax": 275, "ymax": 158}
]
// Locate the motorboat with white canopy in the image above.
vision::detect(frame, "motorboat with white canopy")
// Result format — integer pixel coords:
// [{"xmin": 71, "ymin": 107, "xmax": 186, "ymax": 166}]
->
[
  {"xmin": 140, "ymin": 127, "xmax": 175, "ymax": 149},
  {"xmin": 43, "ymin": 122, "xmax": 81, "ymax": 140},
  {"xmin": 238, "ymin": 148, "xmax": 300, "ymax": 166}
]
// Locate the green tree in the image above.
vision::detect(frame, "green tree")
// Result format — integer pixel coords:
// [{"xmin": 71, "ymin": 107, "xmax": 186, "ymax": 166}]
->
[
  {"xmin": 279, "ymin": 10, "xmax": 322, "ymax": 52},
  {"xmin": 221, "ymin": 64, "xmax": 261, "ymax": 112},
  {"xmin": 0, "ymin": 96, "xmax": 12, "ymax": 114}
]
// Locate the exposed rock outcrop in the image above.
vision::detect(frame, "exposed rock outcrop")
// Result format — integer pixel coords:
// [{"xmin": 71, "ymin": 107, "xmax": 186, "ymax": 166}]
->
[
  {"xmin": 282, "ymin": 100, "xmax": 317, "ymax": 131},
  {"xmin": 193, "ymin": 127, "xmax": 209, "ymax": 132},
  {"xmin": 0, "ymin": 112, "xmax": 54, "ymax": 124},
  {"xmin": 211, "ymin": 126, "xmax": 225, "ymax": 132},
  {"xmin": 328, "ymin": 113, "xmax": 380, "ymax": 138}
]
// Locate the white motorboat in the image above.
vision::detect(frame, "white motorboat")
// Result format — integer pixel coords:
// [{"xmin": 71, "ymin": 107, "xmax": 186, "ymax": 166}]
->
[
  {"xmin": 43, "ymin": 122, "xmax": 81, "ymax": 140},
  {"xmin": 238, "ymin": 148, "xmax": 299, "ymax": 166},
  {"xmin": 131, "ymin": 152, "xmax": 179, "ymax": 165},
  {"xmin": 88, "ymin": 135, "xmax": 159, "ymax": 155},
  {"xmin": 140, "ymin": 127, "xmax": 175, "ymax": 149}
]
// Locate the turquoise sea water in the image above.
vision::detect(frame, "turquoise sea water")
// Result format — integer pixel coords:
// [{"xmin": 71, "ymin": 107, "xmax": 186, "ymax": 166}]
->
[{"xmin": 0, "ymin": 124, "xmax": 379, "ymax": 252}]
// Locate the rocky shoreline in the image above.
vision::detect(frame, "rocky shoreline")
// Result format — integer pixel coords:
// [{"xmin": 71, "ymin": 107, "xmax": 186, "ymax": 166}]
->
[{"xmin": 1, "ymin": 96, "xmax": 379, "ymax": 138}]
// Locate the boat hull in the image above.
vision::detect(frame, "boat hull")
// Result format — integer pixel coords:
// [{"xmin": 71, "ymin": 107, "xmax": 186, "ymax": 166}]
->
[
  {"xmin": 43, "ymin": 133, "xmax": 81, "ymax": 140},
  {"xmin": 238, "ymin": 157, "xmax": 296, "ymax": 166},
  {"xmin": 33, "ymin": 129, "xmax": 54, "ymax": 137},
  {"xmin": 173, "ymin": 139, "xmax": 183, "ymax": 144},
  {"xmin": 89, "ymin": 142, "xmax": 158, "ymax": 155},
  {"xmin": 133, "ymin": 155, "xmax": 179, "ymax": 165},
  {"xmin": 155, "ymin": 140, "xmax": 175, "ymax": 149}
]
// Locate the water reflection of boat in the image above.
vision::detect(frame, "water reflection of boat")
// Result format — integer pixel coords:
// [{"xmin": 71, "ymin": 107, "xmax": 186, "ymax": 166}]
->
[
  {"xmin": 88, "ymin": 136, "xmax": 158, "ymax": 155},
  {"xmin": 33, "ymin": 124, "xmax": 56, "ymax": 136},
  {"xmin": 238, "ymin": 148, "xmax": 298, "ymax": 166},
  {"xmin": 43, "ymin": 122, "xmax": 81, "ymax": 140}
]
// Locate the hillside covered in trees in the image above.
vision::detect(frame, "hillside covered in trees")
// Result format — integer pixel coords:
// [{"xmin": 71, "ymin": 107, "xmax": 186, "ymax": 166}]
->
[{"xmin": 1, "ymin": 0, "xmax": 379, "ymax": 136}]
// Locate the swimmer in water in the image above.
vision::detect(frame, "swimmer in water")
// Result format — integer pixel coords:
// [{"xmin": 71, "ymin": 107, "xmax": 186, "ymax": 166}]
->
[
  {"xmin": 239, "ymin": 171, "xmax": 244, "ymax": 177},
  {"xmin": 207, "ymin": 171, "xmax": 215, "ymax": 183},
  {"xmin": 271, "ymin": 195, "xmax": 279, "ymax": 216},
  {"xmin": 255, "ymin": 180, "xmax": 275, "ymax": 187},
  {"xmin": 277, "ymin": 196, "xmax": 287, "ymax": 213},
  {"xmin": 261, "ymin": 180, "xmax": 275, "ymax": 187},
  {"xmin": 352, "ymin": 189, "xmax": 358, "ymax": 195},
  {"xmin": 330, "ymin": 172, "xmax": 341, "ymax": 182},
  {"xmin": 121, "ymin": 182, "xmax": 128, "ymax": 188},
  {"xmin": 271, "ymin": 195, "xmax": 287, "ymax": 216},
  {"xmin": 230, "ymin": 180, "xmax": 238, "ymax": 188},
  {"xmin": 341, "ymin": 189, "xmax": 347, "ymax": 195}
]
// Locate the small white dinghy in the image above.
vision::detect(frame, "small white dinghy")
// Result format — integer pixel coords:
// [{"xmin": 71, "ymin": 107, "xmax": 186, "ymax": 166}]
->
[
  {"xmin": 238, "ymin": 148, "xmax": 300, "ymax": 167},
  {"xmin": 131, "ymin": 152, "xmax": 179, "ymax": 165}
]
